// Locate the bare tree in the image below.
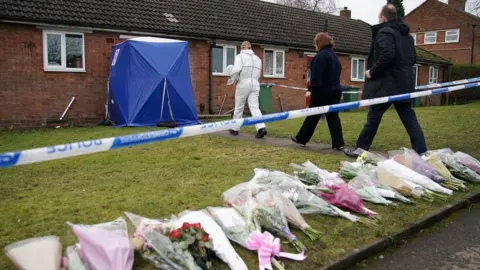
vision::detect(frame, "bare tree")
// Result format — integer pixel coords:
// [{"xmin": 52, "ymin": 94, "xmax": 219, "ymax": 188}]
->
[
  {"xmin": 276, "ymin": 0, "xmax": 338, "ymax": 14},
  {"xmin": 467, "ymin": 0, "xmax": 480, "ymax": 16}
]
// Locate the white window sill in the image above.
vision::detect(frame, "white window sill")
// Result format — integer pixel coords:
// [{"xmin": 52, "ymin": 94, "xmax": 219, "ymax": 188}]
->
[
  {"xmin": 44, "ymin": 68, "xmax": 86, "ymax": 73},
  {"xmin": 351, "ymin": 78, "xmax": 365, "ymax": 82},
  {"xmin": 212, "ymin": 73, "xmax": 230, "ymax": 77},
  {"xmin": 264, "ymin": 75, "xmax": 286, "ymax": 79}
]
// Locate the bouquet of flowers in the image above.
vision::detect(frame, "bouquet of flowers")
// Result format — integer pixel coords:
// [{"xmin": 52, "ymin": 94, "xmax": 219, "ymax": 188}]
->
[
  {"xmin": 339, "ymin": 161, "xmax": 411, "ymax": 204},
  {"xmin": 251, "ymin": 168, "xmax": 359, "ymax": 222},
  {"xmin": 348, "ymin": 175, "xmax": 393, "ymax": 205},
  {"xmin": 319, "ymin": 183, "xmax": 378, "ymax": 219},
  {"xmin": 258, "ymin": 189, "xmax": 322, "ymax": 241},
  {"xmin": 253, "ymin": 191, "xmax": 306, "ymax": 252},
  {"xmin": 168, "ymin": 222, "xmax": 215, "ymax": 270},
  {"xmin": 357, "ymin": 151, "xmax": 387, "ymax": 166},
  {"xmin": 455, "ymin": 151, "xmax": 480, "ymax": 175},
  {"xmin": 422, "ymin": 153, "xmax": 468, "ymax": 191},
  {"xmin": 223, "ymin": 181, "xmax": 259, "ymax": 232},
  {"xmin": 389, "ymin": 148, "xmax": 445, "ymax": 183},
  {"xmin": 377, "ymin": 159, "xmax": 453, "ymax": 196},
  {"xmin": 63, "ymin": 245, "xmax": 86, "ymax": 270},
  {"xmin": 125, "ymin": 212, "xmax": 199, "ymax": 270},
  {"xmin": 5, "ymin": 236, "xmax": 62, "ymax": 270},
  {"xmin": 174, "ymin": 210, "xmax": 248, "ymax": 270},
  {"xmin": 430, "ymin": 149, "xmax": 480, "ymax": 183},
  {"xmin": 65, "ymin": 217, "xmax": 134, "ymax": 270}
]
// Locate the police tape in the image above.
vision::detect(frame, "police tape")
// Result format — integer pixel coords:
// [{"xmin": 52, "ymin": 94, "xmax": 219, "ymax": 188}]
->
[
  {"xmin": 1, "ymin": 79, "xmax": 479, "ymax": 169},
  {"xmin": 266, "ymin": 77, "xmax": 480, "ymax": 92}
]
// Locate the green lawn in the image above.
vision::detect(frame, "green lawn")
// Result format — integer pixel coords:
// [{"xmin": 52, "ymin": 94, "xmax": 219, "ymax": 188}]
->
[
  {"xmin": 246, "ymin": 103, "xmax": 480, "ymax": 158},
  {"xmin": 0, "ymin": 103, "xmax": 479, "ymax": 269}
]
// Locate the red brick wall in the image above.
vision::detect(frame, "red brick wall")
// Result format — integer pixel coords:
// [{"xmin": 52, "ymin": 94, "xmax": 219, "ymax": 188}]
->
[
  {"xmin": 0, "ymin": 22, "xmax": 444, "ymax": 129},
  {"xmin": 0, "ymin": 23, "xmax": 119, "ymax": 129},
  {"xmin": 417, "ymin": 64, "xmax": 444, "ymax": 106},
  {"xmin": 404, "ymin": 0, "xmax": 480, "ymax": 64}
]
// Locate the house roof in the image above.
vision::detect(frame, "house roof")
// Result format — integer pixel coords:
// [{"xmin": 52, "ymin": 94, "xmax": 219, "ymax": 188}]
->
[
  {"xmin": 0, "ymin": 0, "xmax": 450, "ymax": 65},
  {"xmin": 415, "ymin": 47, "xmax": 452, "ymax": 65},
  {"xmin": 406, "ymin": 0, "xmax": 480, "ymax": 23},
  {"xmin": 0, "ymin": 0, "xmax": 372, "ymax": 54}
]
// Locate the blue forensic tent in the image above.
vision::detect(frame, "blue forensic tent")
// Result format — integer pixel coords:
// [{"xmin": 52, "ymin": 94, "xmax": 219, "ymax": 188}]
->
[{"xmin": 108, "ymin": 37, "xmax": 199, "ymax": 127}]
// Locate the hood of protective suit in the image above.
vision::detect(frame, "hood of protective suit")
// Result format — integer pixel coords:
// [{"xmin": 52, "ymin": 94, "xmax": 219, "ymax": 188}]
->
[{"xmin": 241, "ymin": 49, "xmax": 255, "ymax": 55}]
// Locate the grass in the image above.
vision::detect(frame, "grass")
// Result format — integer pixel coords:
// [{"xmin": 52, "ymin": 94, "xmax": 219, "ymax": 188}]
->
[
  {"xmin": 245, "ymin": 102, "xmax": 480, "ymax": 158},
  {"xmin": 0, "ymin": 103, "xmax": 479, "ymax": 269}
]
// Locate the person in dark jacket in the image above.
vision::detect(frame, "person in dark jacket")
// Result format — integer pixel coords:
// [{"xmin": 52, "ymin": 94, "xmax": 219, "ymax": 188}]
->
[
  {"xmin": 291, "ymin": 33, "xmax": 346, "ymax": 152},
  {"xmin": 345, "ymin": 4, "xmax": 427, "ymax": 158}
]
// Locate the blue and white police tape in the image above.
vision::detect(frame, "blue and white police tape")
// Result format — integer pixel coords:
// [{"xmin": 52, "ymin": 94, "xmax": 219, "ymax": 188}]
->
[
  {"xmin": 1, "ymin": 79, "xmax": 479, "ymax": 169},
  {"xmin": 267, "ymin": 76, "xmax": 480, "ymax": 92}
]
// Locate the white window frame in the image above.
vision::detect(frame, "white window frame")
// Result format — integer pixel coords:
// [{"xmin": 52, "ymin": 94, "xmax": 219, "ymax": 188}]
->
[
  {"xmin": 263, "ymin": 48, "xmax": 286, "ymax": 78},
  {"xmin": 413, "ymin": 65, "xmax": 420, "ymax": 86},
  {"xmin": 212, "ymin": 44, "xmax": 237, "ymax": 76},
  {"xmin": 42, "ymin": 30, "xmax": 86, "ymax": 72},
  {"xmin": 424, "ymin": 31, "xmax": 437, "ymax": 44},
  {"xmin": 410, "ymin": 33, "xmax": 417, "ymax": 45},
  {"xmin": 429, "ymin": 66, "xmax": 439, "ymax": 84},
  {"xmin": 445, "ymin": 29, "xmax": 460, "ymax": 43},
  {"xmin": 350, "ymin": 57, "xmax": 366, "ymax": 82}
]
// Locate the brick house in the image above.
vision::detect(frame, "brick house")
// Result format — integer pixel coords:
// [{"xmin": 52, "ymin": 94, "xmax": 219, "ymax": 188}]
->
[
  {"xmin": 404, "ymin": 0, "xmax": 480, "ymax": 65},
  {"xmin": 0, "ymin": 0, "xmax": 451, "ymax": 129}
]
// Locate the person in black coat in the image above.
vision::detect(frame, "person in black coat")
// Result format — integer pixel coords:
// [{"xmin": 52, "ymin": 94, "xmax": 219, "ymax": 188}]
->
[
  {"xmin": 291, "ymin": 33, "xmax": 346, "ymax": 152},
  {"xmin": 345, "ymin": 4, "xmax": 427, "ymax": 158}
]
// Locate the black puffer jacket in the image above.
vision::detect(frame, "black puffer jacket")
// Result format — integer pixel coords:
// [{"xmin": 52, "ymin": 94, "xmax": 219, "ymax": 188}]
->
[{"xmin": 362, "ymin": 19, "xmax": 416, "ymax": 101}]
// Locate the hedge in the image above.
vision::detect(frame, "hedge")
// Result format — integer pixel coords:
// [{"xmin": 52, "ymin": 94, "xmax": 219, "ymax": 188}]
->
[{"xmin": 445, "ymin": 65, "xmax": 480, "ymax": 103}]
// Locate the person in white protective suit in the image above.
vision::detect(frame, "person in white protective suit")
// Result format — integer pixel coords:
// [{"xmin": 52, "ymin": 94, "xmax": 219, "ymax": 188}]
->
[{"xmin": 226, "ymin": 41, "xmax": 267, "ymax": 139}]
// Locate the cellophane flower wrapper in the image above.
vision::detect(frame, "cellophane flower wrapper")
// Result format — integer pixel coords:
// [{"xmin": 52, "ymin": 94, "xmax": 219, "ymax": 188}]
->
[
  {"xmin": 301, "ymin": 161, "xmax": 345, "ymax": 188},
  {"xmin": 422, "ymin": 153, "xmax": 469, "ymax": 191},
  {"xmin": 223, "ymin": 181, "xmax": 259, "ymax": 232},
  {"xmin": 455, "ymin": 151, "xmax": 480, "ymax": 175},
  {"xmin": 205, "ymin": 207, "xmax": 251, "ymax": 248},
  {"xmin": 348, "ymin": 175, "xmax": 393, "ymax": 205},
  {"xmin": 430, "ymin": 149, "xmax": 480, "ymax": 183},
  {"xmin": 376, "ymin": 165, "xmax": 420, "ymax": 197},
  {"xmin": 251, "ymin": 168, "xmax": 359, "ymax": 222},
  {"xmin": 357, "ymin": 151, "xmax": 387, "ymax": 166},
  {"xmin": 377, "ymin": 159, "xmax": 453, "ymax": 196},
  {"xmin": 263, "ymin": 189, "xmax": 321, "ymax": 240},
  {"xmin": 254, "ymin": 191, "xmax": 306, "ymax": 251},
  {"xmin": 66, "ymin": 218, "xmax": 134, "ymax": 270},
  {"xmin": 125, "ymin": 212, "xmax": 198, "ymax": 270},
  {"xmin": 205, "ymin": 207, "xmax": 287, "ymax": 270},
  {"xmin": 390, "ymin": 148, "xmax": 445, "ymax": 183},
  {"xmin": 5, "ymin": 236, "xmax": 62, "ymax": 270},
  {"xmin": 175, "ymin": 210, "xmax": 248, "ymax": 270},
  {"xmin": 319, "ymin": 183, "xmax": 377, "ymax": 218}
]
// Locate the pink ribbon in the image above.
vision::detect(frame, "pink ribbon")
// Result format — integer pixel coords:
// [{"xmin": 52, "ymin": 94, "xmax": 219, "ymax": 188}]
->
[{"xmin": 246, "ymin": 231, "xmax": 306, "ymax": 270}]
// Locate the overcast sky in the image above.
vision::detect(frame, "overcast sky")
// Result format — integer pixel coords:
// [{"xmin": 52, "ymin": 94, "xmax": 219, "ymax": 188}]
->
[
  {"xmin": 337, "ymin": 0, "xmax": 447, "ymax": 25},
  {"xmin": 263, "ymin": 0, "xmax": 450, "ymax": 25}
]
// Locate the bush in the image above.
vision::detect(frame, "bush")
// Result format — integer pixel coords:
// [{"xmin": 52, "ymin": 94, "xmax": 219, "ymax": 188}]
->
[{"xmin": 445, "ymin": 65, "xmax": 480, "ymax": 104}]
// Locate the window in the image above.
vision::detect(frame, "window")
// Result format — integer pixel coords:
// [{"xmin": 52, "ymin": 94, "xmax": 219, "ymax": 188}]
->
[
  {"xmin": 212, "ymin": 45, "xmax": 237, "ymax": 75},
  {"xmin": 264, "ymin": 49, "xmax": 285, "ymax": 77},
  {"xmin": 445, "ymin": 29, "xmax": 460, "ymax": 43},
  {"xmin": 413, "ymin": 65, "xmax": 419, "ymax": 86},
  {"xmin": 429, "ymin": 66, "xmax": 439, "ymax": 84},
  {"xmin": 410, "ymin": 33, "xmax": 417, "ymax": 45},
  {"xmin": 351, "ymin": 57, "xmax": 365, "ymax": 81},
  {"xmin": 424, "ymin": 31, "xmax": 437, "ymax": 44},
  {"xmin": 43, "ymin": 30, "xmax": 85, "ymax": 72}
]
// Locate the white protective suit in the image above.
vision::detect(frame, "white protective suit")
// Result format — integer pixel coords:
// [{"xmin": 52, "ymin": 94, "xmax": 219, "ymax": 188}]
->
[{"xmin": 227, "ymin": 49, "xmax": 266, "ymax": 131}]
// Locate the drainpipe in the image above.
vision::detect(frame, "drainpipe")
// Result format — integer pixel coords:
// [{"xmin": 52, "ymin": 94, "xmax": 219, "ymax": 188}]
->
[
  {"xmin": 471, "ymin": 24, "xmax": 477, "ymax": 64},
  {"xmin": 209, "ymin": 41, "xmax": 215, "ymax": 114}
]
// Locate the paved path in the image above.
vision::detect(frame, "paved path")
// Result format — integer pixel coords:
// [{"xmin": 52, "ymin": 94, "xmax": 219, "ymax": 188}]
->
[
  {"xmin": 362, "ymin": 207, "xmax": 480, "ymax": 270},
  {"xmin": 214, "ymin": 131, "xmax": 347, "ymax": 156}
]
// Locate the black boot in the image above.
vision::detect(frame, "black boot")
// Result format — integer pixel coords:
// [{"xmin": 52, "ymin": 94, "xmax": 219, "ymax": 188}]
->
[
  {"xmin": 291, "ymin": 136, "xmax": 306, "ymax": 147},
  {"xmin": 255, "ymin": 128, "xmax": 267, "ymax": 139}
]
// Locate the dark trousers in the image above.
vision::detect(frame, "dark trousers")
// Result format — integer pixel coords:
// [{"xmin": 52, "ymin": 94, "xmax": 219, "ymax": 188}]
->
[
  {"xmin": 296, "ymin": 92, "xmax": 345, "ymax": 148},
  {"xmin": 356, "ymin": 101, "xmax": 427, "ymax": 154}
]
